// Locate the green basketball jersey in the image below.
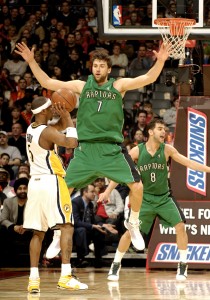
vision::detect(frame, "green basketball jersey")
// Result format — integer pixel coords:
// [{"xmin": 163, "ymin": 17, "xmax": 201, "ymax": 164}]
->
[
  {"xmin": 77, "ymin": 75, "xmax": 124, "ymax": 143},
  {"xmin": 137, "ymin": 143, "xmax": 169, "ymax": 195}
]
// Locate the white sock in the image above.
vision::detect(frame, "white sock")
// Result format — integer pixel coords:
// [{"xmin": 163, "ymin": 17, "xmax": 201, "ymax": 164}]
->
[
  {"xmin": 29, "ymin": 267, "xmax": 39, "ymax": 279},
  {"xmin": 61, "ymin": 263, "xmax": 71, "ymax": 276},
  {"xmin": 179, "ymin": 249, "xmax": 187, "ymax": 263},
  {"xmin": 129, "ymin": 209, "xmax": 139, "ymax": 223},
  {"xmin": 113, "ymin": 249, "xmax": 125, "ymax": 263}
]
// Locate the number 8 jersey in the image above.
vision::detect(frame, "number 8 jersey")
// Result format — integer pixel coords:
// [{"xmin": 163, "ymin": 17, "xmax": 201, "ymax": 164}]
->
[
  {"xmin": 137, "ymin": 143, "xmax": 169, "ymax": 195},
  {"xmin": 26, "ymin": 123, "xmax": 66, "ymax": 177}
]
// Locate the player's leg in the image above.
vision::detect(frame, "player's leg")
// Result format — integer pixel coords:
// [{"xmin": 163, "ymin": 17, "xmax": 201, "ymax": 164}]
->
[
  {"xmin": 108, "ymin": 230, "xmax": 131, "ymax": 281},
  {"xmin": 57, "ymin": 223, "xmax": 87, "ymax": 290},
  {"xmin": 28, "ymin": 230, "xmax": 45, "ymax": 293},
  {"xmin": 157, "ymin": 193, "xmax": 187, "ymax": 280},
  {"xmin": 125, "ymin": 181, "xmax": 145, "ymax": 250},
  {"xmin": 174, "ymin": 222, "xmax": 188, "ymax": 281},
  {"xmin": 53, "ymin": 177, "xmax": 88, "ymax": 290}
]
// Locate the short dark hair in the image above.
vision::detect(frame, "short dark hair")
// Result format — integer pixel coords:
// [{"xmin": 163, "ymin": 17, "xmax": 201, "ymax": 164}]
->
[
  {"xmin": 147, "ymin": 118, "xmax": 165, "ymax": 131},
  {"xmin": 91, "ymin": 50, "xmax": 112, "ymax": 68}
]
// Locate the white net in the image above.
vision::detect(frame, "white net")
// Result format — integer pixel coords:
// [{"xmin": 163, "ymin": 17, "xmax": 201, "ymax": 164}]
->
[{"xmin": 154, "ymin": 18, "xmax": 196, "ymax": 59}]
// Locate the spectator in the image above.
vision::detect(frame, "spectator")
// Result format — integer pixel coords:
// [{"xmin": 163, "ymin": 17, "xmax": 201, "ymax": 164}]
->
[
  {"xmin": 39, "ymin": 2, "xmax": 53, "ymax": 28},
  {"xmin": 130, "ymin": 110, "xmax": 148, "ymax": 141},
  {"xmin": 128, "ymin": 44, "xmax": 154, "ymax": 77},
  {"xmin": 0, "ymin": 94, "xmax": 10, "ymax": 131},
  {"xmin": 143, "ymin": 101, "xmax": 159, "ymax": 123},
  {"xmin": 165, "ymin": 2, "xmax": 177, "ymax": 18},
  {"xmin": 6, "ymin": 25, "xmax": 19, "ymax": 52},
  {"xmin": 94, "ymin": 177, "xmax": 124, "ymax": 229},
  {"xmin": 3, "ymin": 50, "xmax": 28, "ymax": 81},
  {"xmin": 0, "ymin": 131, "xmax": 22, "ymax": 175},
  {"xmin": 23, "ymin": 72, "xmax": 40, "ymax": 91},
  {"xmin": 163, "ymin": 97, "xmax": 179, "ymax": 128},
  {"xmin": 64, "ymin": 32, "xmax": 84, "ymax": 58},
  {"xmin": 0, "ymin": 177, "xmax": 32, "ymax": 267},
  {"xmin": 72, "ymin": 185, "xmax": 108, "ymax": 268},
  {"xmin": 141, "ymin": 3, "xmax": 152, "ymax": 25},
  {"xmin": 8, "ymin": 123, "xmax": 27, "ymax": 162},
  {"xmin": 0, "ymin": 34, "xmax": 12, "ymax": 68},
  {"xmin": 65, "ymin": 48, "xmax": 85, "ymax": 80},
  {"xmin": 0, "ymin": 168, "xmax": 15, "ymax": 200},
  {"xmin": 9, "ymin": 77, "xmax": 27, "ymax": 109},
  {"xmin": 0, "ymin": 68, "xmax": 16, "ymax": 95},
  {"xmin": 109, "ymin": 43, "xmax": 128, "ymax": 69},
  {"xmin": 86, "ymin": 7, "xmax": 98, "ymax": 32},
  {"xmin": 4, "ymin": 106, "xmax": 28, "ymax": 133},
  {"xmin": 0, "ymin": 153, "xmax": 14, "ymax": 180},
  {"xmin": 9, "ymin": 163, "xmax": 30, "ymax": 187},
  {"xmin": 132, "ymin": 129, "xmax": 144, "ymax": 145},
  {"xmin": 56, "ymin": 1, "xmax": 78, "ymax": 32}
]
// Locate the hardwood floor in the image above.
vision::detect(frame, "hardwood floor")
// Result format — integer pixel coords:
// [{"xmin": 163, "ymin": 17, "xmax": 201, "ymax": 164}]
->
[{"xmin": 0, "ymin": 267, "xmax": 210, "ymax": 299}]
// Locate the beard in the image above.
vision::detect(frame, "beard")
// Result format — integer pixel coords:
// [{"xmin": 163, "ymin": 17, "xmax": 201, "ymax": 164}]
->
[
  {"xmin": 17, "ymin": 192, "xmax": 27, "ymax": 199},
  {"xmin": 93, "ymin": 74, "xmax": 107, "ymax": 84}
]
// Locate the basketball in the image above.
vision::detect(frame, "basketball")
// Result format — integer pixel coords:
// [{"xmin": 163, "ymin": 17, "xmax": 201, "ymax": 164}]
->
[{"xmin": 51, "ymin": 88, "xmax": 77, "ymax": 112}]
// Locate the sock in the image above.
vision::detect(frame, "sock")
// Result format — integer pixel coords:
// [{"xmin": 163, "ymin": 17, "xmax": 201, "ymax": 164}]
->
[
  {"xmin": 61, "ymin": 263, "xmax": 71, "ymax": 276},
  {"xmin": 113, "ymin": 249, "xmax": 125, "ymax": 263},
  {"xmin": 129, "ymin": 209, "xmax": 139, "ymax": 223},
  {"xmin": 29, "ymin": 267, "xmax": 39, "ymax": 279},
  {"xmin": 179, "ymin": 249, "xmax": 187, "ymax": 263}
]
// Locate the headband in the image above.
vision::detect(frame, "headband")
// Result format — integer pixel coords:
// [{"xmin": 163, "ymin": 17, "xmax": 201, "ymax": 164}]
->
[{"xmin": 31, "ymin": 98, "xmax": 52, "ymax": 115}]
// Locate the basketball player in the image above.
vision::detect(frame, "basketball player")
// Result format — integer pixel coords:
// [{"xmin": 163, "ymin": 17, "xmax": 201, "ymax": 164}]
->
[
  {"xmin": 15, "ymin": 42, "xmax": 170, "ymax": 251},
  {"xmin": 24, "ymin": 96, "xmax": 88, "ymax": 293},
  {"xmin": 98, "ymin": 119, "xmax": 210, "ymax": 281}
]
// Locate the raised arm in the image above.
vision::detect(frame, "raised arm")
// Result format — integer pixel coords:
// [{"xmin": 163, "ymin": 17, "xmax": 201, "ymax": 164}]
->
[
  {"xmin": 114, "ymin": 42, "xmax": 170, "ymax": 93},
  {"xmin": 15, "ymin": 42, "xmax": 85, "ymax": 94},
  {"xmin": 166, "ymin": 144, "xmax": 210, "ymax": 173}
]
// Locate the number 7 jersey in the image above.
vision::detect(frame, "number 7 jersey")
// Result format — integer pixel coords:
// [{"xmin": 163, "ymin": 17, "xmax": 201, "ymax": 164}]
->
[
  {"xmin": 26, "ymin": 123, "xmax": 66, "ymax": 177},
  {"xmin": 137, "ymin": 143, "xmax": 169, "ymax": 195}
]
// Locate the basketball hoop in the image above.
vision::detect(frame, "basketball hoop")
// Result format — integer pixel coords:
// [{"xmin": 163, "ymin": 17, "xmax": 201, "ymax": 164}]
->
[{"xmin": 154, "ymin": 18, "xmax": 196, "ymax": 59}]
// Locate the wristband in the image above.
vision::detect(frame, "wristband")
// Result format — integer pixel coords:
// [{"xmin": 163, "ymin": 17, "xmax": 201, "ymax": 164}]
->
[{"xmin": 66, "ymin": 127, "xmax": 78, "ymax": 138}]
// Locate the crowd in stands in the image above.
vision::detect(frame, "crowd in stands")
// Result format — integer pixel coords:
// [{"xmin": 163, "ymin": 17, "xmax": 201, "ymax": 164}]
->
[{"xmin": 0, "ymin": 0, "xmax": 206, "ymax": 267}]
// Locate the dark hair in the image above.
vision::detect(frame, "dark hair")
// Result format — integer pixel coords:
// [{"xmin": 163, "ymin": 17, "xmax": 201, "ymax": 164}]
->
[
  {"xmin": 0, "ymin": 153, "xmax": 10, "ymax": 159},
  {"xmin": 147, "ymin": 118, "xmax": 165, "ymax": 131},
  {"xmin": 91, "ymin": 50, "xmax": 112, "ymax": 68},
  {"xmin": 31, "ymin": 96, "xmax": 48, "ymax": 111},
  {"xmin": 80, "ymin": 186, "xmax": 89, "ymax": 196}
]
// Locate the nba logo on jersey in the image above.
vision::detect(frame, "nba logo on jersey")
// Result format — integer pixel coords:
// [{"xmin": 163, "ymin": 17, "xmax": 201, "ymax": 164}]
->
[
  {"xmin": 113, "ymin": 5, "xmax": 122, "ymax": 26},
  {"xmin": 187, "ymin": 108, "xmax": 207, "ymax": 196}
]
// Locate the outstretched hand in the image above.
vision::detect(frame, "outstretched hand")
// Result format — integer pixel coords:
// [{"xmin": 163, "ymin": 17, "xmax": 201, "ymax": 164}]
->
[
  {"xmin": 153, "ymin": 42, "xmax": 171, "ymax": 62},
  {"xmin": 15, "ymin": 42, "xmax": 35, "ymax": 63}
]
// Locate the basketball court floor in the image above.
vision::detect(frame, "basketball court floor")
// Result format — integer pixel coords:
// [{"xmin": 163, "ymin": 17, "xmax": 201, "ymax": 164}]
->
[{"xmin": 0, "ymin": 267, "xmax": 210, "ymax": 299}]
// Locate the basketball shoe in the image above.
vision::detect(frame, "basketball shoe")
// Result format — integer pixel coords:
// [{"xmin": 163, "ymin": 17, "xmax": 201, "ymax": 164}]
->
[
  {"xmin": 27, "ymin": 278, "xmax": 40, "ymax": 294},
  {"xmin": 107, "ymin": 262, "xmax": 121, "ymax": 281},
  {"xmin": 176, "ymin": 262, "xmax": 188, "ymax": 281},
  {"xmin": 124, "ymin": 220, "xmax": 145, "ymax": 250},
  {"xmin": 57, "ymin": 274, "xmax": 88, "ymax": 290}
]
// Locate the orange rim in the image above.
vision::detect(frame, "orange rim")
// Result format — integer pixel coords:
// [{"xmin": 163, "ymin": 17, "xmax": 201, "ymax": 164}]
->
[{"xmin": 154, "ymin": 18, "xmax": 196, "ymax": 26}]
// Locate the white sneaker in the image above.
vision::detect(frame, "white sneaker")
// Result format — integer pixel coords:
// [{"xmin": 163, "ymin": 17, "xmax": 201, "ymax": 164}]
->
[
  {"xmin": 176, "ymin": 262, "xmax": 188, "ymax": 281},
  {"xmin": 124, "ymin": 220, "xmax": 145, "ymax": 250},
  {"xmin": 46, "ymin": 230, "xmax": 61, "ymax": 259},
  {"xmin": 57, "ymin": 275, "xmax": 88, "ymax": 290},
  {"xmin": 107, "ymin": 262, "xmax": 121, "ymax": 281}
]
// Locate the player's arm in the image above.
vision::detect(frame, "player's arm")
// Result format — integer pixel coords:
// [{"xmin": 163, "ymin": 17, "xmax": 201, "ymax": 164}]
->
[
  {"xmin": 15, "ymin": 42, "xmax": 85, "ymax": 94},
  {"xmin": 40, "ymin": 126, "xmax": 78, "ymax": 150},
  {"xmin": 114, "ymin": 43, "xmax": 170, "ymax": 93},
  {"xmin": 98, "ymin": 146, "xmax": 140, "ymax": 202},
  {"xmin": 166, "ymin": 144, "xmax": 210, "ymax": 172}
]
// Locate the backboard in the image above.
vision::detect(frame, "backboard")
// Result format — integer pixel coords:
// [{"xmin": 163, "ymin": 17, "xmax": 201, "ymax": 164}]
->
[{"xmin": 96, "ymin": 0, "xmax": 208, "ymax": 40}]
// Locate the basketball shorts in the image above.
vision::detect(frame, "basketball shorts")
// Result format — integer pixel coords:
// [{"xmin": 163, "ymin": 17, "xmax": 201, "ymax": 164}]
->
[
  {"xmin": 65, "ymin": 142, "xmax": 141, "ymax": 189},
  {"xmin": 139, "ymin": 192, "xmax": 186, "ymax": 234},
  {"xmin": 24, "ymin": 174, "xmax": 73, "ymax": 232}
]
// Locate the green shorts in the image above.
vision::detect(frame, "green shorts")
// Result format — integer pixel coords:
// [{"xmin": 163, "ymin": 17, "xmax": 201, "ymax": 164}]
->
[
  {"xmin": 65, "ymin": 142, "xmax": 141, "ymax": 189},
  {"xmin": 139, "ymin": 192, "xmax": 186, "ymax": 234}
]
